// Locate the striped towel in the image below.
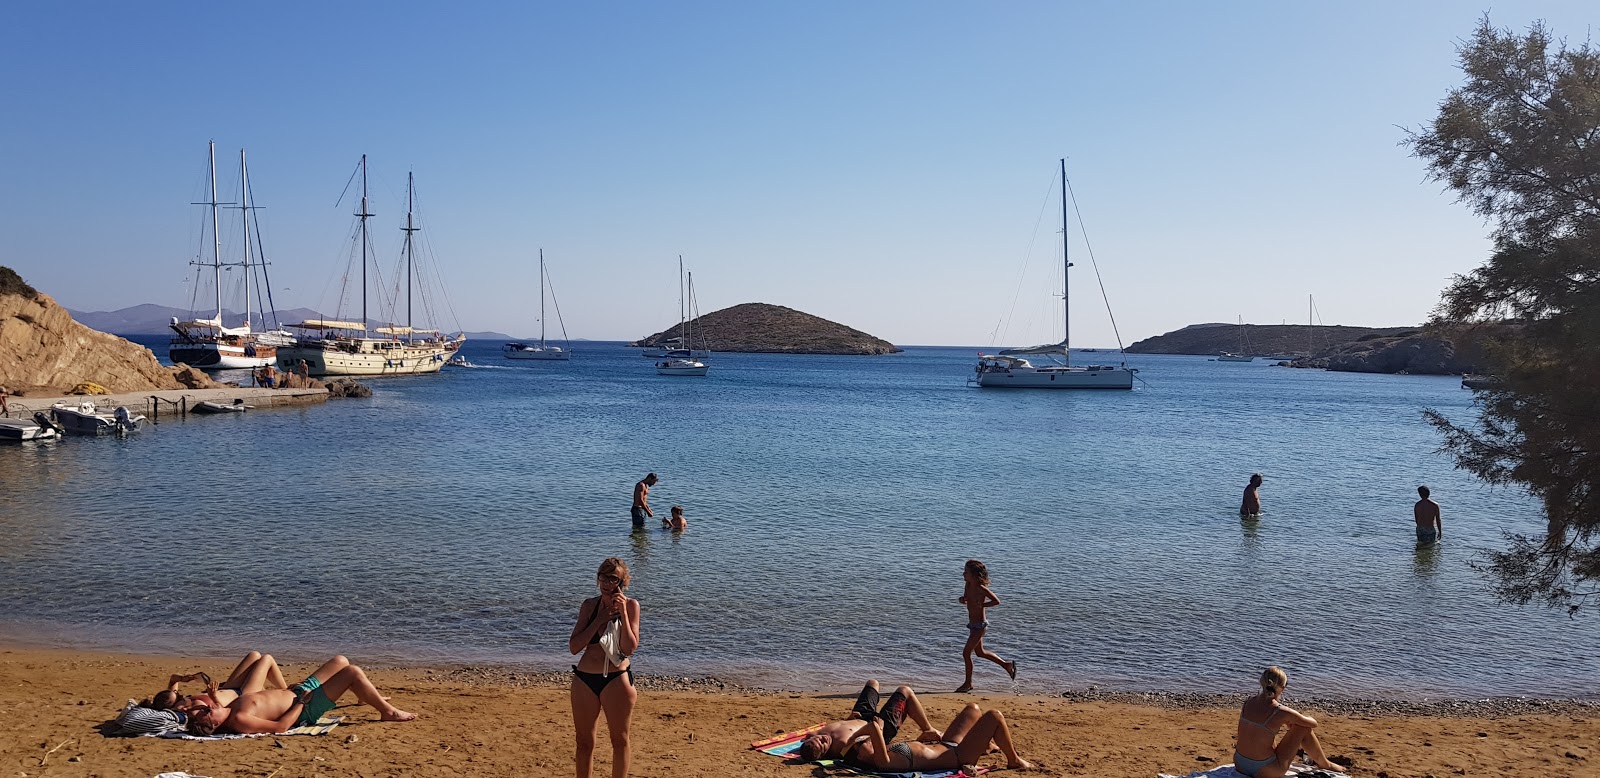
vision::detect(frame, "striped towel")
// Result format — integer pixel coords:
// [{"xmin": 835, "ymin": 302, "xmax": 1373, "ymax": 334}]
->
[
  {"xmin": 156, "ymin": 716, "xmax": 342, "ymax": 740},
  {"xmin": 1160, "ymin": 764, "xmax": 1348, "ymax": 778},
  {"xmin": 751, "ymin": 725, "xmax": 989, "ymax": 777}
]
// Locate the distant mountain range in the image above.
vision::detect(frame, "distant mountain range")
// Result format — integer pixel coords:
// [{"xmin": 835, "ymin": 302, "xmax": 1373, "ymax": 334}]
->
[{"xmin": 65, "ymin": 303, "xmax": 514, "ymax": 341}]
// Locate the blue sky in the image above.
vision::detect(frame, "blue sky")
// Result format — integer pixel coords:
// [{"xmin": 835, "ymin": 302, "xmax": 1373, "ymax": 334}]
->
[{"xmin": 1, "ymin": 2, "xmax": 1592, "ymax": 346}]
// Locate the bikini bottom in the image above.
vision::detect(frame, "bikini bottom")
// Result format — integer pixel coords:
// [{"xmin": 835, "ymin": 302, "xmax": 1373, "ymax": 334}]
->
[{"xmin": 572, "ymin": 666, "xmax": 633, "ymax": 697}]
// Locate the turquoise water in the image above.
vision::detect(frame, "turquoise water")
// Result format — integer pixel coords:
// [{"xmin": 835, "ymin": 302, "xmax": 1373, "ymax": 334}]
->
[{"xmin": 1, "ymin": 340, "xmax": 1594, "ymax": 699}]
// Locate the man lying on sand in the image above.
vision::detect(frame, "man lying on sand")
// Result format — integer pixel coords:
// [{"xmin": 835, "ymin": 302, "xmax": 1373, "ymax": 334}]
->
[
  {"xmin": 186, "ymin": 655, "xmax": 416, "ymax": 735},
  {"xmin": 796, "ymin": 679, "xmax": 1033, "ymax": 770},
  {"xmin": 797, "ymin": 679, "xmax": 945, "ymax": 762}
]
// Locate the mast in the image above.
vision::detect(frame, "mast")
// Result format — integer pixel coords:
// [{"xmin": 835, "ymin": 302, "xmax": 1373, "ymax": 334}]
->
[
  {"xmin": 401, "ymin": 171, "xmax": 419, "ymax": 340},
  {"xmin": 678, "ymin": 255, "xmax": 686, "ymax": 345},
  {"xmin": 688, "ymin": 270, "xmax": 695, "ymax": 354},
  {"xmin": 539, "ymin": 249, "xmax": 547, "ymax": 347},
  {"xmin": 358, "ymin": 155, "xmax": 374, "ymax": 332},
  {"xmin": 1060, "ymin": 158, "xmax": 1071, "ymax": 365},
  {"xmin": 207, "ymin": 142, "xmax": 223, "ymax": 321},
  {"xmin": 238, "ymin": 149, "xmax": 252, "ymax": 332}
]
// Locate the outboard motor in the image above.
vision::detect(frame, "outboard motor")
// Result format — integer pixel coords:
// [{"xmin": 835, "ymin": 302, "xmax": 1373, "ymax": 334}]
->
[
  {"xmin": 33, "ymin": 411, "xmax": 64, "ymax": 435},
  {"xmin": 114, "ymin": 406, "xmax": 135, "ymax": 432}
]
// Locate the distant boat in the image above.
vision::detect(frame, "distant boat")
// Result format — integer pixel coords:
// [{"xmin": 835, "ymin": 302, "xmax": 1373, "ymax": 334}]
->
[
  {"xmin": 1216, "ymin": 316, "xmax": 1254, "ymax": 362},
  {"xmin": 504, "ymin": 249, "xmax": 571, "ymax": 361},
  {"xmin": 50, "ymin": 401, "xmax": 145, "ymax": 435},
  {"xmin": 193, "ymin": 399, "xmax": 249, "ymax": 414},
  {"xmin": 974, "ymin": 159, "xmax": 1135, "ymax": 390},
  {"xmin": 1462, "ymin": 374, "xmax": 1501, "ymax": 390},
  {"xmin": 277, "ymin": 159, "xmax": 464, "ymax": 376},
  {"xmin": 0, "ymin": 413, "xmax": 62, "ymax": 442},
  {"xmin": 657, "ymin": 260, "xmax": 709, "ymax": 377},
  {"xmin": 169, "ymin": 142, "xmax": 294, "ymax": 370}
]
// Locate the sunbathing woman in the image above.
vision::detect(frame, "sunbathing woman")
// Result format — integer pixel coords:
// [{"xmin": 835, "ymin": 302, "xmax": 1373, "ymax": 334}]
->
[
  {"xmin": 796, "ymin": 679, "xmax": 946, "ymax": 762},
  {"xmin": 1234, "ymin": 666, "xmax": 1347, "ymax": 777},
  {"xmin": 835, "ymin": 700, "xmax": 1033, "ymax": 772},
  {"xmin": 147, "ymin": 650, "xmax": 287, "ymax": 711},
  {"xmin": 569, "ymin": 557, "xmax": 642, "ymax": 778},
  {"xmin": 186, "ymin": 655, "xmax": 416, "ymax": 735}
]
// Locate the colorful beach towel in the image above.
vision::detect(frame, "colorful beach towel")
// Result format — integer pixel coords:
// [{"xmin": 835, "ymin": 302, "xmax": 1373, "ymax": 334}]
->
[
  {"xmin": 752, "ymin": 725, "xmax": 989, "ymax": 778},
  {"xmin": 154, "ymin": 716, "xmax": 342, "ymax": 740},
  {"xmin": 1159, "ymin": 764, "xmax": 1348, "ymax": 778}
]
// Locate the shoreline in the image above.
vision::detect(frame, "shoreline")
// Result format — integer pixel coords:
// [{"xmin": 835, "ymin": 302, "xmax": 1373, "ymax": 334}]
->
[{"xmin": 2, "ymin": 646, "xmax": 1594, "ymax": 777}]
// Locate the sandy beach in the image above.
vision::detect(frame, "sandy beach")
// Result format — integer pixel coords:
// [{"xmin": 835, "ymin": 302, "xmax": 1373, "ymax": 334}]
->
[{"xmin": 1, "ymin": 648, "xmax": 1592, "ymax": 778}]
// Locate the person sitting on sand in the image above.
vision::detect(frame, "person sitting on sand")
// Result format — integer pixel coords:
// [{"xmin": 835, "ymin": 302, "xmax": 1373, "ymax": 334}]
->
[
  {"xmin": 1233, "ymin": 666, "xmax": 1346, "ymax": 777},
  {"xmin": 800, "ymin": 682, "xmax": 1033, "ymax": 772},
  {"xmin": 662, "ymin": 505, "xmax": 687, "ymax": 530},
  {"xmin": 149, "ymin": 650, "xmax": 288, "ymax": 712},
  {"xmin": 796, "ymin": 679, "xmax": 946, "ymax": 763},
  {"xmin": 186, "ymin": 655, "xmax": 416, "ymax": 735}
]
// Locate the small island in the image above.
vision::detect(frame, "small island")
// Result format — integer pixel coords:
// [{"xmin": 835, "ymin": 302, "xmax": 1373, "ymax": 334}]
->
[
  {"xmin": 1126, "ymin": 321, "xmax": 1496, "ymax": 375},
  {"xmin": 631, "ymin": 302, "xmax": 901, "ymax": 355}
]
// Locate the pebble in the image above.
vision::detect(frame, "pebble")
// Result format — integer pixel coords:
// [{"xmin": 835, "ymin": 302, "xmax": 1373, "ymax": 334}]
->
[{"xmin": 346, "ymin": 734, "xmax": 359, "ymax": 744}]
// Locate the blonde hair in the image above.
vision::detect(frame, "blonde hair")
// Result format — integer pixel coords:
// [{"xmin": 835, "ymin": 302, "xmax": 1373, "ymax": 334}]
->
[
  {"xmin": 1260, "ymin": 666, "xmax": 1287, "ymax": 694},
  {"xmin": 598, "ymin": 557, "xmax": 631, "ymax": 588}
]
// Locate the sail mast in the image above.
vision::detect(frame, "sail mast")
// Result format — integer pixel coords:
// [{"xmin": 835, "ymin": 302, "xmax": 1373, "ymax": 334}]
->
[
  {"xmin": 401, "ymin": 171, "xmax": 419, "ymax": 340},
  {"xmin": 678, "ymin": 255, "xmax": 685, "ymax": 344},
  {"xmin": 1060, "ymin": 157, "xmax": 1070, "ymax": 365},
  {"xmin": 208, "ymin": 142, "xmax": 223, "ymax": 321},
  {"xmin": 688, "ymin": 270, "xmax": 695, "ymax": 353},
  {"xmin": 239, "ymin": 149, "xmax": 252, "ymax": 331},
  {"xmin": 358, "ymin": 155, "xmax": 373, "ymax": 332},
  {"xmin": 539, "ymin": 249, "xmax": 547, "ymax": 347}
]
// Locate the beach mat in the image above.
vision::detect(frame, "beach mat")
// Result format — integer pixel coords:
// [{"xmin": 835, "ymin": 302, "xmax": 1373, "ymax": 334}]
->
[
  {"xmin": 752, "ymin": 725, "xmax": 989, "ymax": 778},
  {"xmin": 1160, "ymin": 764, "xmax": 1348, "ymax": 778},
  {"xmin": 153, "ymin": 716, "xmax": 342, "ymax": 741}
]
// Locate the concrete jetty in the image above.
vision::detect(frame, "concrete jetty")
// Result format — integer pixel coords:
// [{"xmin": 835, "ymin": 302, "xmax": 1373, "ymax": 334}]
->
[{"xmin": 3, "ymin": 385, "xmax": 328, "ymax": 422}]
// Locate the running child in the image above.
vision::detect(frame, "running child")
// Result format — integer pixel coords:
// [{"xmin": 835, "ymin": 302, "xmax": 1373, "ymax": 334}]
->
[{"xmin": 956, "ymin": 559, "xmax": 1016, "ymax": 693}]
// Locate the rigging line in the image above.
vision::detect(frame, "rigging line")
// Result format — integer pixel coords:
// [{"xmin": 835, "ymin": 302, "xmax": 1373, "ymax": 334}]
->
[
  {"xmin": 546, "ymin": 267, "xmax": 570, "ymax": 341},
  {"xmin": 333, "ymin": 159, "xmax": 362, "ymax": 210},
  {"xmin": 1063, "ymin": 174, "xmax": 1128, "ymax": 353},
  {"xmin": 996, "ymin": 169, "xmax": 1060, "ymax": 347},
  {"xmin": 247, "ymin": 175, "xmax": 281, "ymax": 329}
]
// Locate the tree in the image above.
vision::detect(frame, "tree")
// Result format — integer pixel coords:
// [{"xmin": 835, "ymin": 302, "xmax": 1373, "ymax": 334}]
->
[{"xmin": 1406, "ymin": 18, "xmax": 1600, "ymax": 614}]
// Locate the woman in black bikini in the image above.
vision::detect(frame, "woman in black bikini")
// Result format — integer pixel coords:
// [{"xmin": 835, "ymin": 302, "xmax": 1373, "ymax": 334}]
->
[
  {"xmin": 568, "ymin": 557, "xmax": 641, "ymax": 778},
  {"xmin": 837, "ymin": 700, "xmax": 1033, "ymax": 773},
  {"xmin": 146, "ymin": 650, "xmax": 287, "ymax": 711}
]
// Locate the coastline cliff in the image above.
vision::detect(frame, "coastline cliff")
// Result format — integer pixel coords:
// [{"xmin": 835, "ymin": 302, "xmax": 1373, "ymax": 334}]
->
[
  {"xmin": 1127, "ymin": 321, "xmax": 1496, "ymax": 375},
  {"xmin": 631, "ymin": 303, "xmax": 901, "ymax": 355},
  {"xmin": 0, "ymin": 266, "xmax": 214, "ymax": 394}
]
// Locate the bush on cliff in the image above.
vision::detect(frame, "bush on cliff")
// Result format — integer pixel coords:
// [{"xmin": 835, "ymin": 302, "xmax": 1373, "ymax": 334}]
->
[{"xmin": 0, "ymin": 266, "xmax": 38, "ymax": 299}]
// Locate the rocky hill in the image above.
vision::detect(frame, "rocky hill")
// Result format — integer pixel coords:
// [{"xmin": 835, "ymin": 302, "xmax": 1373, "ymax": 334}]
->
[
  {"xmin": 1127, "ymin": 324, "xmax": 1417, "ymax": 357},
  {"xmin": 0, "ymin": 266, "xmax": 211, "ymax": 394},
  {"xmin": 631, "ymin": 303, "xmax": 901, "ymax": 355}
]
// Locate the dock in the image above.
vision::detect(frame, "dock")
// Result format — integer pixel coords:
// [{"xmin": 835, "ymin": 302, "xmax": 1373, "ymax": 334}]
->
[{"xmin": 2, "ymin": 385, "xmax": 328, "ymax": 421}]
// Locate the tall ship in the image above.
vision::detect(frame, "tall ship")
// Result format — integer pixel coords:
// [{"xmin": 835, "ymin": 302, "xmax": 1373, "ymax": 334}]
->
[
  {"xmin": 169, "ymin": 142, "xmax": 294, "ymax": 369},
  {"xmin": 973, "ymin": 159, "xmax": 1136, "ymax": 389},
  {"xmin": 278, "ymin": 157, "xmax": 463, "ymax": 376}
]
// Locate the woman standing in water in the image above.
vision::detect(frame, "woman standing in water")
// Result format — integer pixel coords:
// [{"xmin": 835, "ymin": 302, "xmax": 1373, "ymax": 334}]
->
[
  {"xmin": 569, "ymin": 557, "xmax": 642, "ymax": 778},
  {"xmin": 1233, "ymin": 666, "xmax": 1347, "ymax": 777}
]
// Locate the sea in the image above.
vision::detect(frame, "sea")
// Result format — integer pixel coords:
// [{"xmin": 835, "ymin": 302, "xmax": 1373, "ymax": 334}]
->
[{"xmin": 1, "ymin": 338, "xmax": 1595, "ymax": 701}]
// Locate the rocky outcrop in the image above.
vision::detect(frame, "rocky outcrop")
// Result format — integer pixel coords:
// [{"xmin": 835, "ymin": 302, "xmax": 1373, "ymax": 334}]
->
[
  {"xmin": 0, "ymin": 268, "xmax": 188, "ymax": 394},
  {"xmin": 1286, "ymin": 327, "xmax": 1496, "ymax": 375},
  {"xmin": 1127, "ymin": 323, "xmax": 1417, "ymax": 357},
  {"xmin": 170, "ymin": 365, "xmax": 221, "ymax": 390},
  {"xmin": 630, "ymin": 303, "xmax": 901, "ymax": 355},
  {"xmin": 322, "ymin": 377, "xmax": 373, "ymax": 398}
]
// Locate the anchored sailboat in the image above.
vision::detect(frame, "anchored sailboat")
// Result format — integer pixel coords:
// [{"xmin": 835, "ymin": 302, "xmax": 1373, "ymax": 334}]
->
[
  {"xmin": 169, "ymin": 142, "xmax": 293, "ymax": 370},
  {"xmin": 656, "ymin": 258, "xmax": 709, "ymax": 377},
  {"xmin": 504, "ymin": 249, "xmax": 571, "ymax": 361},
  {"xmin": 1217, "ymin": 316, "xmax": 1255, "ymax": 362},
  {"xmin": 278, "ymin": 158, "xmax": 464, "ymax": 376},
  {"xmin": 974, "ymin": 159, "xmax": 1136, "ymax": 390}
]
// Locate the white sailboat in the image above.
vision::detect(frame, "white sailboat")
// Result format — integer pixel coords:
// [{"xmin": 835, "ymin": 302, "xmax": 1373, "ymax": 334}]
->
[
  {"xmin": 1217, "ymin": 316, "xmax": 1255, "ymax": 362},
  {"xmin": 974, "ymin": 160, "xmax": 1136, "ymax": 390},
  {"xmin": 168, "ymin": 143, "xmax": 292, "ymax": 370},
  {"xmin": 656, "ymin": 259, "xmax": 709, "ymax": 377},
  {"xmin": 504, "ymin": 249, "xmax": 571, "ymax": 361},
  {"xmin": 278, "ymin": 158, "xmax": 464, "ymax": 377}
]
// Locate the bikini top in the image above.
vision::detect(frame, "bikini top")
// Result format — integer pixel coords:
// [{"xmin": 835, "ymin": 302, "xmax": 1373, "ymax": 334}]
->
[
  {"xmin": 582, "ymin": 597, "xmax": 622, "ymax": 645},
  {"xmin": 1239, "ymin": 701, "xmax": 1280, "ymax": 731}
]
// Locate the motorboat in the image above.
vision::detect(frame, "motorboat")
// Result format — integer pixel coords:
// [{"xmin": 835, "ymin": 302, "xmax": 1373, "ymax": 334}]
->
[
  {"xmin": 0, "ymin": 412, "xmax": 63, "ymax": 442},
  {"xmin": 193, "ymin": 399, "xmax": 250, "ymax": 413},
  {"xmin": 446, "ymin": 355, "xmax": 475, "ymax": 367},
  {"xmin": 973, "ymin": 159, "xmax": 1136, "ymax": 390},
  {"xmin": 51, "ymin": 401, "xmax": 146, "ymax": 435}
]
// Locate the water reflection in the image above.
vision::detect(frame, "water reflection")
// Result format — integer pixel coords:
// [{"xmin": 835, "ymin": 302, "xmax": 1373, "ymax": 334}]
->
[{"xmin": 1412, "ymin": 541, "xmax": 1441, "ymax": 580}]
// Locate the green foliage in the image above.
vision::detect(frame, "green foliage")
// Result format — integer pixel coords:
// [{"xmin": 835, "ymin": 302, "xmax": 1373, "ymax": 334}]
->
[
  {"xmin": 1406, "ymin": 18, "xmax": 1600, "ymax": 613},
  {"xmin": 0, "ymin": 266, "xmax": 38, "ymax": 299}
]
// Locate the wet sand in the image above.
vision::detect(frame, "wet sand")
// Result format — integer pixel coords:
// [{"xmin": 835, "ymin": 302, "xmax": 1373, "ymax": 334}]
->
[{"xmin": 0, "ymin": 648, "xmax": 1593, "ymax": 777}]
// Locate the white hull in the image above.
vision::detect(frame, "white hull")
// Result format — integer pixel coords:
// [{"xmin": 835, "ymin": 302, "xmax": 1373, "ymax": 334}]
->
[
  {"xmin": 504, "ymin": 346, "xmax": 571, "ymax": 361},
  {"xmin": 50, "ymin": 402, "xmax": 147, "ymax": 434},
  {"xmin": 656, "ymin": 359, "xmax": 708, "ymax": 376},
  {"xmin": 0, "ymin": 418, "xmax": 59, "ymax": 442},
  {"xmin": 975, "ymin": 365, "xmax": 1134, "ymax": 389},
  {"xmin": 1216, "ymin": 354, "xmax": 1255, "ymax": 362},
  {"xmin": 277, "ymin": 337, "xmax": 459, "ymax": 377}
]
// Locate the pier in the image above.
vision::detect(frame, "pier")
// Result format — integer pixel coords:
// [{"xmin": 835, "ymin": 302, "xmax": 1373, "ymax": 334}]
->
[{"xmin": 2, "ymin": 385, "xmax": 328, "ymax": 420}]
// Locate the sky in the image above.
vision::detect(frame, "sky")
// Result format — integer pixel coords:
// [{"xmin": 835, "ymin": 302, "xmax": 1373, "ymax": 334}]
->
[{"xmin": 1, "ymin": 2, "xmax": 1593, "ymax": 347}]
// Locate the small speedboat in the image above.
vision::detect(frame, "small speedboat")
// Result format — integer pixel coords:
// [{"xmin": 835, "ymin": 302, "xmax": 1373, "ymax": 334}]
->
[
  {"xmin": 655, "ymin": 358, "xmax": 708, "ymax": 377},
  {"xmin": 0, "ymin": 412, "xmax": 63, "ymax": 442},
  {"xmin": 51, "ymin": 401, "xmax": 147, "ymax": 435},
  {"xmin": 193, "ymin": 399, "xmax": 250, "ymax": 414},
  {"xmin": 447, "ymin": 355, "xmax": 476, "ymax": 367}
]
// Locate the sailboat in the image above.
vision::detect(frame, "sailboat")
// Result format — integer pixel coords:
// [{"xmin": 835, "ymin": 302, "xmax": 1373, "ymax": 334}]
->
[
  {"xmin": 169, "ymin": 142, "xmax": 293, "ymax": 370},
  {"xmin": 504, "ymin": 249, "xmax": 571, "ymax": 361},
  {"xmin": 974, "ymin": 160, "xmax": 1136, "ymax": 390},
  {"xmin": 656, "ymin": 258, "xmax": 709, "ymax": 377},
  {"xmin": 1217, "ymin": 316, "xmax": 1255, "ymax": 362},
  {"xmin": 278, "ymin": 158, "xmax": 464, "ymax": 376}
]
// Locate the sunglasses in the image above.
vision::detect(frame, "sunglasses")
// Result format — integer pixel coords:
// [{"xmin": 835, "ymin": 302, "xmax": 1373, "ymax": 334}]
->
[{"xmin": 597, "ymin": 574, "xmax": 622, "ymax": 585}]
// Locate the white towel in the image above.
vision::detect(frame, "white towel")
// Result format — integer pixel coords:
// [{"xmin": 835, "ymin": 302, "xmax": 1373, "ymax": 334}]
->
[{"xmin": 1161, "ymin": 764, "xmax": 1347, "ymax": 778}]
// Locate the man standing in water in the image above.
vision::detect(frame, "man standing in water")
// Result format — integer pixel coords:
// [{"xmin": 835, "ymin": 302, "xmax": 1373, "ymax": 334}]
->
[
  {"xmin": 1240, "ymin": 473, "xmax": 1263, "ymax": 517},
  {"xmin": 1414, "ymin": 485, "xmax": 1442, "ymax": 544},
  {"xmin": 631, "ymin": 473, "xmax": 658, "ymax": 529}
]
